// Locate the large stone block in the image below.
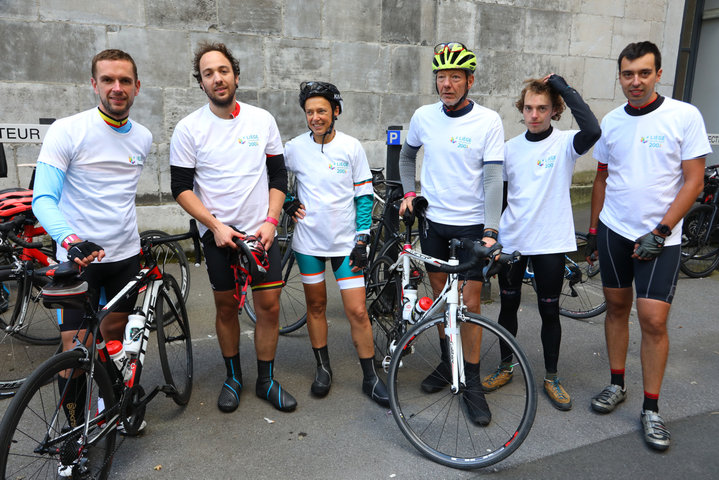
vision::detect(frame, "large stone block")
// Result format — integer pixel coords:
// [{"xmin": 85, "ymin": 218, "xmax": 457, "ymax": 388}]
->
[
  {"xmin": 0, "ymin": 82, "xmax": 88, "ymax": 122},
  {"xmin": 513, "ymin": 0, "xmax": 577, "ymax": 11},
  {"xmin": 136, "ymin": 143, "xmax": 161, "ymax": 203},
  {"xmin": 570, "ymin": 14, "xmax": 613, "ymax": 58},
  {"xmin": 39, "ymin": 0, "xmax": 145, "ymax": 25},
  {"xmin": 217, "ymin": 0, "xmax": 282, "ymax": 35},
  {"xmin": 324, "ymin": 0, "xmax": 381, "ymax": 42},
  {"xmin": 284, "ymin": 1, "xmax": 322, "ymax": 39},
  {"xmin": 474, "ymin": 50, "xmax": 528, "ymax": 97},
  {"xmin": 436, "ymin": 0, "xmax": 477, "ymax": 47},
  {"xmin": 336, "ymin": 91, "xmax": 382, "ymax": 142},
  {"xmin": 381, "ymin": 0, "xmax": 434, "ymax": 44},
  {"xmin": 379, "ymin": 93, "xmax": 433, "ymax": 130},
  {"xmin": 580, "ymin": 0, "xmax": 623, "ymax": 17},
  {"xmin": 257, "ymin": 89, "xmax": 305, "ymax": 142},
  {"xmin": 625, "ymin": 0, "xmax": 667, "ymax": 22},
  {"xmin": 188, "ymin": 33, "xmax": 264, "ymax": 90},
  {"xmin": 136, "ymin": 203, "xmax": 191, "ymax": 232},
  {"xmin": 265, "ymin": 38, "xmax": 331, "ymax": 90},
  {"xmin": 330, "ymin": 43, "xmax": 390, "ymax": 93},
  {"xmin": 12, "ymin": 144, "xmax": 42, "ymax": 188},
  {"xmin": 145, "ymin": 0, "xmax": 217, "ymax": 30},
  {"xmin": 362, "ymin": 140, "xmax": 386, "ymax": 170},
  {"xmin": 390, "ymin": 45, "xmax": 434, "ymax": 96},
  {"xmin": 478, "ymin": 4, "xmax": 525, "ymax": 53},
  {"xmin": 610, "ymin": 18, "xmax": 655, "ymax": 59},
  {"xmin": 163, "ymin": 87, "xmax": 211, "ymax": 141},
  {"xmin": 0, "ymin": 20, "xmax": 104, "ymax": 83},
  {"xmin": 581, "ymin": 57, "xmax": 616, "ymax": 100},
  {"xmin": 108, "ymin": 27, "xmax": 190, "ymax": 88},
  {"xmin": 524, "ymin": 9, "xmax": 571, "ymax": 56},
  {"xmin": 130, "ymin": 86, "xmax": 165, "ymax": 144},
  {"xmin": 0, "ymin": 0, "xmax": 36, "ymax": 18}
]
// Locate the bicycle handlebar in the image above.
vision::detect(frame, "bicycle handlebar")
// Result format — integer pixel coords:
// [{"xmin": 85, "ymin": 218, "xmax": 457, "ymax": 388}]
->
[
  {"xmin": 140, "ymin": 219, "xmax": 203, "ymax": 266},
  {"xmin": 435, "ymin": 238, "xmax": 521, "ymax": 281},
  {"xmin": 0, "ymin": 215, "xmax": 44, "ymax": 249}
]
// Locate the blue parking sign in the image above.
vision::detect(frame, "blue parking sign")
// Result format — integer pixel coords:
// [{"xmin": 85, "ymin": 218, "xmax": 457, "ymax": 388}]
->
[{"xmin": 386, "ymin": 130, "xmax": 401, "ymax": 145}]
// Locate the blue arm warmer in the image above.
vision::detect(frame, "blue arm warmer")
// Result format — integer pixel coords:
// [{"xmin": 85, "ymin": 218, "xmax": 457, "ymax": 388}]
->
[
  {"xmin": 354, "ymin": 194, "xmax": 373, "ymax": 234},
  {"xmin": 31, "ymin": 162, "xmax": 74, "ymax": 245}
]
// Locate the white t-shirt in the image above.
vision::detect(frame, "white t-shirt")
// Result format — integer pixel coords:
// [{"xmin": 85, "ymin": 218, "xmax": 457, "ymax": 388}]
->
[
  {"xmin": 406, "ymin": 101, "xmax": 504, "ymax": 225},
  {"xmin": 169, "ymin": 102, "xmax": 284, "ymax": 236},
  {"xmin": 284, "ymin": 131, "xmax": 373, "ymax": 256},
  {"xmin": 594, "ymin": 97, "xmax": 712, "ymax": 246},
  {"xmin": 500, "ymin": 128, "xmax": 579, "ymax": 255},
  {"xmin": 36, "ymin": 108, "xmax": 152, "ymax": 262}
]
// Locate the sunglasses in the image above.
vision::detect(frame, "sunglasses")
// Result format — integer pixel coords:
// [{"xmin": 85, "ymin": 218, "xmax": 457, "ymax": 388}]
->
[
  {"xmin": 434, "ymin": 42, "xmax": 467, "ymax": 54},
  {"xmin": 300, "ymin": 81, "xmax": 332, "ymax": 90}
]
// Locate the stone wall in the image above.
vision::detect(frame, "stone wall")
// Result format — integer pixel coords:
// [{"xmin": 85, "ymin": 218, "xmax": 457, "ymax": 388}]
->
[{"xmin": 0, "ymin": 0, "xmax": 685, "ymax": 231}]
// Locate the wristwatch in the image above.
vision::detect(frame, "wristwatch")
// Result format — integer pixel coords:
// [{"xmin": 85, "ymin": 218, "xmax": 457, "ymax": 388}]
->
[
  {"xmin": 354, "ymin": 234, "xmax": 370, "ymax": 244},
  {"xmin": 655, "ymin": 223, "xmax": 672, "ymax": 236},
  {"xmin": 483, "ymin": 229, "xmax": 498, "ymax": 240}
]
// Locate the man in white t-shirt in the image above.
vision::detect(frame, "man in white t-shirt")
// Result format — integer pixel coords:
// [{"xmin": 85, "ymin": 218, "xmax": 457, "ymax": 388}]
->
[
  {"xmin": 587, "ymin": 41, "xmax": 711, "ymax": 451},
  {"xmin": 32, "ymin": 49, "xmax": 152, "ymax": 441},
  {"xmin": 170, "ymin": 42, "xmax": 296, "ymax": 414},
  {"xmin": 398, "ymin": 42, "xmax": 504, "ymax": 426}
]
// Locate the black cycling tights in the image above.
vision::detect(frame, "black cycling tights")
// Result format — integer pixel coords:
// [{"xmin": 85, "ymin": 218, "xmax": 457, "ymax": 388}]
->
[{"xmin": 497, "ymin": 253, "xmax": 565, "ymax": 373}]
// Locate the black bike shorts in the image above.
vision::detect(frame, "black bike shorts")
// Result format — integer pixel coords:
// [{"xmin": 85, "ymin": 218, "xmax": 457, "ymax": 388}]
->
[
  {"xmin": 420, "ymin": 219, "xmax": 485, "ymax": 281},
  {"xmin": 58, "ymin": 254, "xmax": 141, "ymax": 332},
  {"xmin": 202, "ymin": 231, "xmax": 282, "ymax": 292},
  {"xmin": 597, "ymin": 221, "xmax": 680, "ymax": 304}
]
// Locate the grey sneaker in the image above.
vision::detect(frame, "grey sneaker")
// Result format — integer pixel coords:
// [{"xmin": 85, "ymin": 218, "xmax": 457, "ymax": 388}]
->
[
  {"xmin": 591, "ymin": 384, "xmax": 626, "ymax": 413},
  {"xmin": 641, "ymin": 410, "xmax": 671, "ymax": 451}
]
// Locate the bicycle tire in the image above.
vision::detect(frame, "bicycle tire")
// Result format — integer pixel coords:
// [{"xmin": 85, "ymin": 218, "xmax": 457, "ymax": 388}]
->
[
  {"xmin": 680, "ymin": 204, "xmax": 719, "ymax": 278},
  {"xmin": 245, "ymin": 235, "xmax": 308, "ymax": 335},
  {"xmin": 555, "ymin": 234, "xmax": 606, "ymax": 319},
  {"xmin": 140, "ymin": 230, "xmax": 191, "ymax": 303},
  {"xmin": 388, "ymin": 312, "xmax": 537, "ymax": 469},
  {"xmin": 0, "ymin": 349, "xmax": 117, "ymax": 479},
  {"xmin": 366, "ymin": 255, "xmax": 401, "ymax": 366},
  {"xmin": 1, "ymin": 267, "xmax": 60, "ymax": 392},
  {"xmin": 156, "ymin": 274, "xmax": 193, "ymax": 405}
]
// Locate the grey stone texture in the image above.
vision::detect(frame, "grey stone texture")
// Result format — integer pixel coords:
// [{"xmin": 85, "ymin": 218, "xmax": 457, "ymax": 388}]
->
[{"xmin": 0, "ymin": 0, "xmax": 684, "ymax": 224}]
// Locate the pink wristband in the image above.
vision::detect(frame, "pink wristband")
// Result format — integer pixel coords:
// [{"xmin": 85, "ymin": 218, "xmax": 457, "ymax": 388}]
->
[
  {"xmin": 61, "ymin": 234, "xmax": 81, "ymax": 250},
  {"xmin": 404, "ymin": 192, "xmax": 417, "ymax": 199},
  {"xmin": 588, "ymin": 228, "xmax": 597, "ymax": 235},
  {"xmin": 265, "ymin": 216, "xmax": 279, "ymax": 226}
]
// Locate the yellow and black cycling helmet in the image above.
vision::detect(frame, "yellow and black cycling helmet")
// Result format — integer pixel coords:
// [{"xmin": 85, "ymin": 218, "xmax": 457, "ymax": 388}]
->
[{"xmin": 432, "ymin": 42, "xmax": 476, "ymax": 74}]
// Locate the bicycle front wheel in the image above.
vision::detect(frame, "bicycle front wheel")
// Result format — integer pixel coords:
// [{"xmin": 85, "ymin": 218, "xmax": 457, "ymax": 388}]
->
[
  {"xmin": 0, "ymin": 350, "xmax": 117, "ymax": 479},
  {"xmin": 558, "ymin": 234, "xmax": 606, "ymax": 319},
  {"xmin": 388, "ymin": 313, "xmax": 537, "ymax": 469},
  {"xmin": 156, "ymin": 274, "xmax": 193, "ymax": 405},
  {"xmin": 680, "ymin": 204, "xmax": 719, "ymax": 278},
  {"xmin": 140, "ymin": 230, "xmax": 191, "ymax": 303}
]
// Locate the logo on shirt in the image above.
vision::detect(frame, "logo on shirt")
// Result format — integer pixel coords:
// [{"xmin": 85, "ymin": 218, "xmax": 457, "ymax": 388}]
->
[
  {"xmin": 328, "ymin": 159, "xmax": 349, "ymax": 174},
  {"xmin": 238, "ymin": 134, "xmax": 259, "ymax": 147},
  {"xmin": 128, "ymin": 155, "xmax": 144, "ymax": 166},
  {"xmin": 450, "ymin": 136, "xmax": 471, "ymax": 149},
  {"xmin": 536, "ymin": 154, "xmax": 556, "ymax": 169},
  {"xmin": 640, "ymin": 135, "xmax": 665, "ymax": 149}
]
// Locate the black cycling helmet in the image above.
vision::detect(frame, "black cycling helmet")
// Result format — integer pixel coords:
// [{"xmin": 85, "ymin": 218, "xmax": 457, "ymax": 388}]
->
[{"xmin": 299, "ymin": 81, "xmax": 343, "ymax": 115}]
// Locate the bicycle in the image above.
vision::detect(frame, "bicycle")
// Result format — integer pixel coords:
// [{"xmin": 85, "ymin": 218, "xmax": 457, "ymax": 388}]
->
[
  {"xmin": 381, "ymin": 211, "xmax": 535, "ymax": 468},
  {"xmin": 523, "ymin": 233, "xmax": 606, "ymax": 320},
  {"xmin": 680, "ymin": 163, "xmax": 719, "ymax": 278},
  {"xmin": 1, "ymin": 214, "xmax": 60, "ymax": 395},
  {"xmin": 0, "ymin": 224, "xmax": 198, "ymax": 479}
]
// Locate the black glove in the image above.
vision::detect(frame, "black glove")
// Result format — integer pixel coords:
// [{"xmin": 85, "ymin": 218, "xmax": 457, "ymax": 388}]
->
[
  {"xmin": 547, "ymin": 74, "xmax": 569, "ymax": 91},
  {"xmin": 67, "ymin": 241, "xmax": 103, "ymax": 262},
  {"xmin": 585, "ymin": 233, "xmax": 597, "ymax": 261},
  {"xmin": 283, "ymin": 197, "xmax": 303, "ymax": 217},
  {"xmin": 634, "ymin": 232, "xmax": 664, "ymax": 260},
  {"xmin": 349, "ymin": 242, "xmax": 368, "ymax": 270}
]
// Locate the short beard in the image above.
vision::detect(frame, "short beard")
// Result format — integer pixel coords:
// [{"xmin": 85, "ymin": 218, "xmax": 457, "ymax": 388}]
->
[
  {"xmin": 99, "ymin": 96, "xmax": 132, "ymax": 120},
  {"xmin": 206, "ymin": 83, "xmax": 238, "ymax": 108}
]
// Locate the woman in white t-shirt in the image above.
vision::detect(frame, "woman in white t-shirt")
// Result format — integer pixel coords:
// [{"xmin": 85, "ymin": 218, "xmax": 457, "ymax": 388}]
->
[
  {"xmin": 283, "ymin": 82, "xmax": 388, "ymax": 407},
  {"xmin": 481, "ymin": 75, "xmax": 600, "ymax": 412}
]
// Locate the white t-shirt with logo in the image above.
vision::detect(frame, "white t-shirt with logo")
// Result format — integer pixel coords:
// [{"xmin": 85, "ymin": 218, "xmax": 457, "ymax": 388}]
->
[
  {"xmin": 406, "ymin": 101, "xmax": 505, "ymax": 225},
  {"xmin": 169, "ymin": 102, "xmax": 284, "ymax": 236},
  {"xmin": 594, "ymin": 97, "xmax": 712, "ymax": 246},
  {"xmin": 284, "ymin": 131, "xmax": 373, "ymax": 256},
  {"xmin": 37, "ymin": 108, "xmax": 152, "ymax": 262},
  {"xmin": 500, "ymin": 129, "xmax": 579, "ymax": 255}
]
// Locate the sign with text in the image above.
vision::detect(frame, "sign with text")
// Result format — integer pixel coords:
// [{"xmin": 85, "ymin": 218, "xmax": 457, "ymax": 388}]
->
[
  {"xmin": 709, "ymin": 133, "xmax": 718, "ymax": 146},
  {"xmin": 0, "ymin": 124, "xmax": 50, "ymax": 143}
]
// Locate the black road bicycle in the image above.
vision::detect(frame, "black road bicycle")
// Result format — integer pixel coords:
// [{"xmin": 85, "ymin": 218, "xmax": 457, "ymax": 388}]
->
[{"xmin": 680, "ymin": 164, "xmax": 719, "ymax": 278}]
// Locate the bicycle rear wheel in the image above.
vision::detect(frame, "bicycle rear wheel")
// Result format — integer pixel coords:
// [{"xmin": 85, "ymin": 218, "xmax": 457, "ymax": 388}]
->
[
  {"xmin": 680, "ymin": 204, "xmax": 719, "ymax": 278},
  {"xmin": 140, "ymin": 230, "xmax": 191, "ymax": 303},
  {"xmin": 557, "ymin": 234, "xmax": 606, "ymax": 319},
  {"xmin": 366, "ymin": 255, "xmax": 401, "ymax": 367},
  {"xmin": 1, "ymin": 268, "xmax": 60, "ymax": 392},
  {"xmin": 245, "ymin": 235, "xmax": 307, "ymax": 335},
  {"xmin": 0, "ymin": 350, "xmax": 117, "ymax": 479},
  {"xmin": 388, "ymin": 312, "xmax": 537, "ymax": 469},
  {"xmin": 156, "ymin": 274, "xmax": 193, "ymax": 405}
]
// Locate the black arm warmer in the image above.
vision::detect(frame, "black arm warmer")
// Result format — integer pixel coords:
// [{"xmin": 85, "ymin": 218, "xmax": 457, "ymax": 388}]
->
[
  {"xmin": 547, "ymin": 74, "xmax": 601, "ymax": 155},
  {"xmin": 170, "ymin": 165, "xmax": 195, "ymax": 199},
  {"xmin": 266, "ymin": 154, "xmax": 288, "ymax": 194}
]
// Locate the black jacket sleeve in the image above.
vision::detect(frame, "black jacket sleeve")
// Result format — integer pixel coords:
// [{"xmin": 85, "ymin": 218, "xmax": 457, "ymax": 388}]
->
[{"xmin": 547, "ymin": 74, "xmax": 601, "ymax": 155}]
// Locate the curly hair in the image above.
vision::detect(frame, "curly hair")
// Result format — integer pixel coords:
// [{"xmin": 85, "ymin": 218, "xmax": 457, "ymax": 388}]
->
[
  {"xmin": 91, "ymin": 49, "xmax": 138, "ymax": 80},
  {"xmin": 515, "ymin": 78, "xmax": 565, "ymax": 121},
  {"xmin": 192, "ymin": 42, "xmax": 240, "ymax": 84}
]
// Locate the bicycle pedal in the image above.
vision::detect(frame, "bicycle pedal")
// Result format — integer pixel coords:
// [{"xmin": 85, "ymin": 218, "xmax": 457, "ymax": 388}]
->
[{"xmin": 160, "ymin": 384, "xmax": 178, "ymax": 396}]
